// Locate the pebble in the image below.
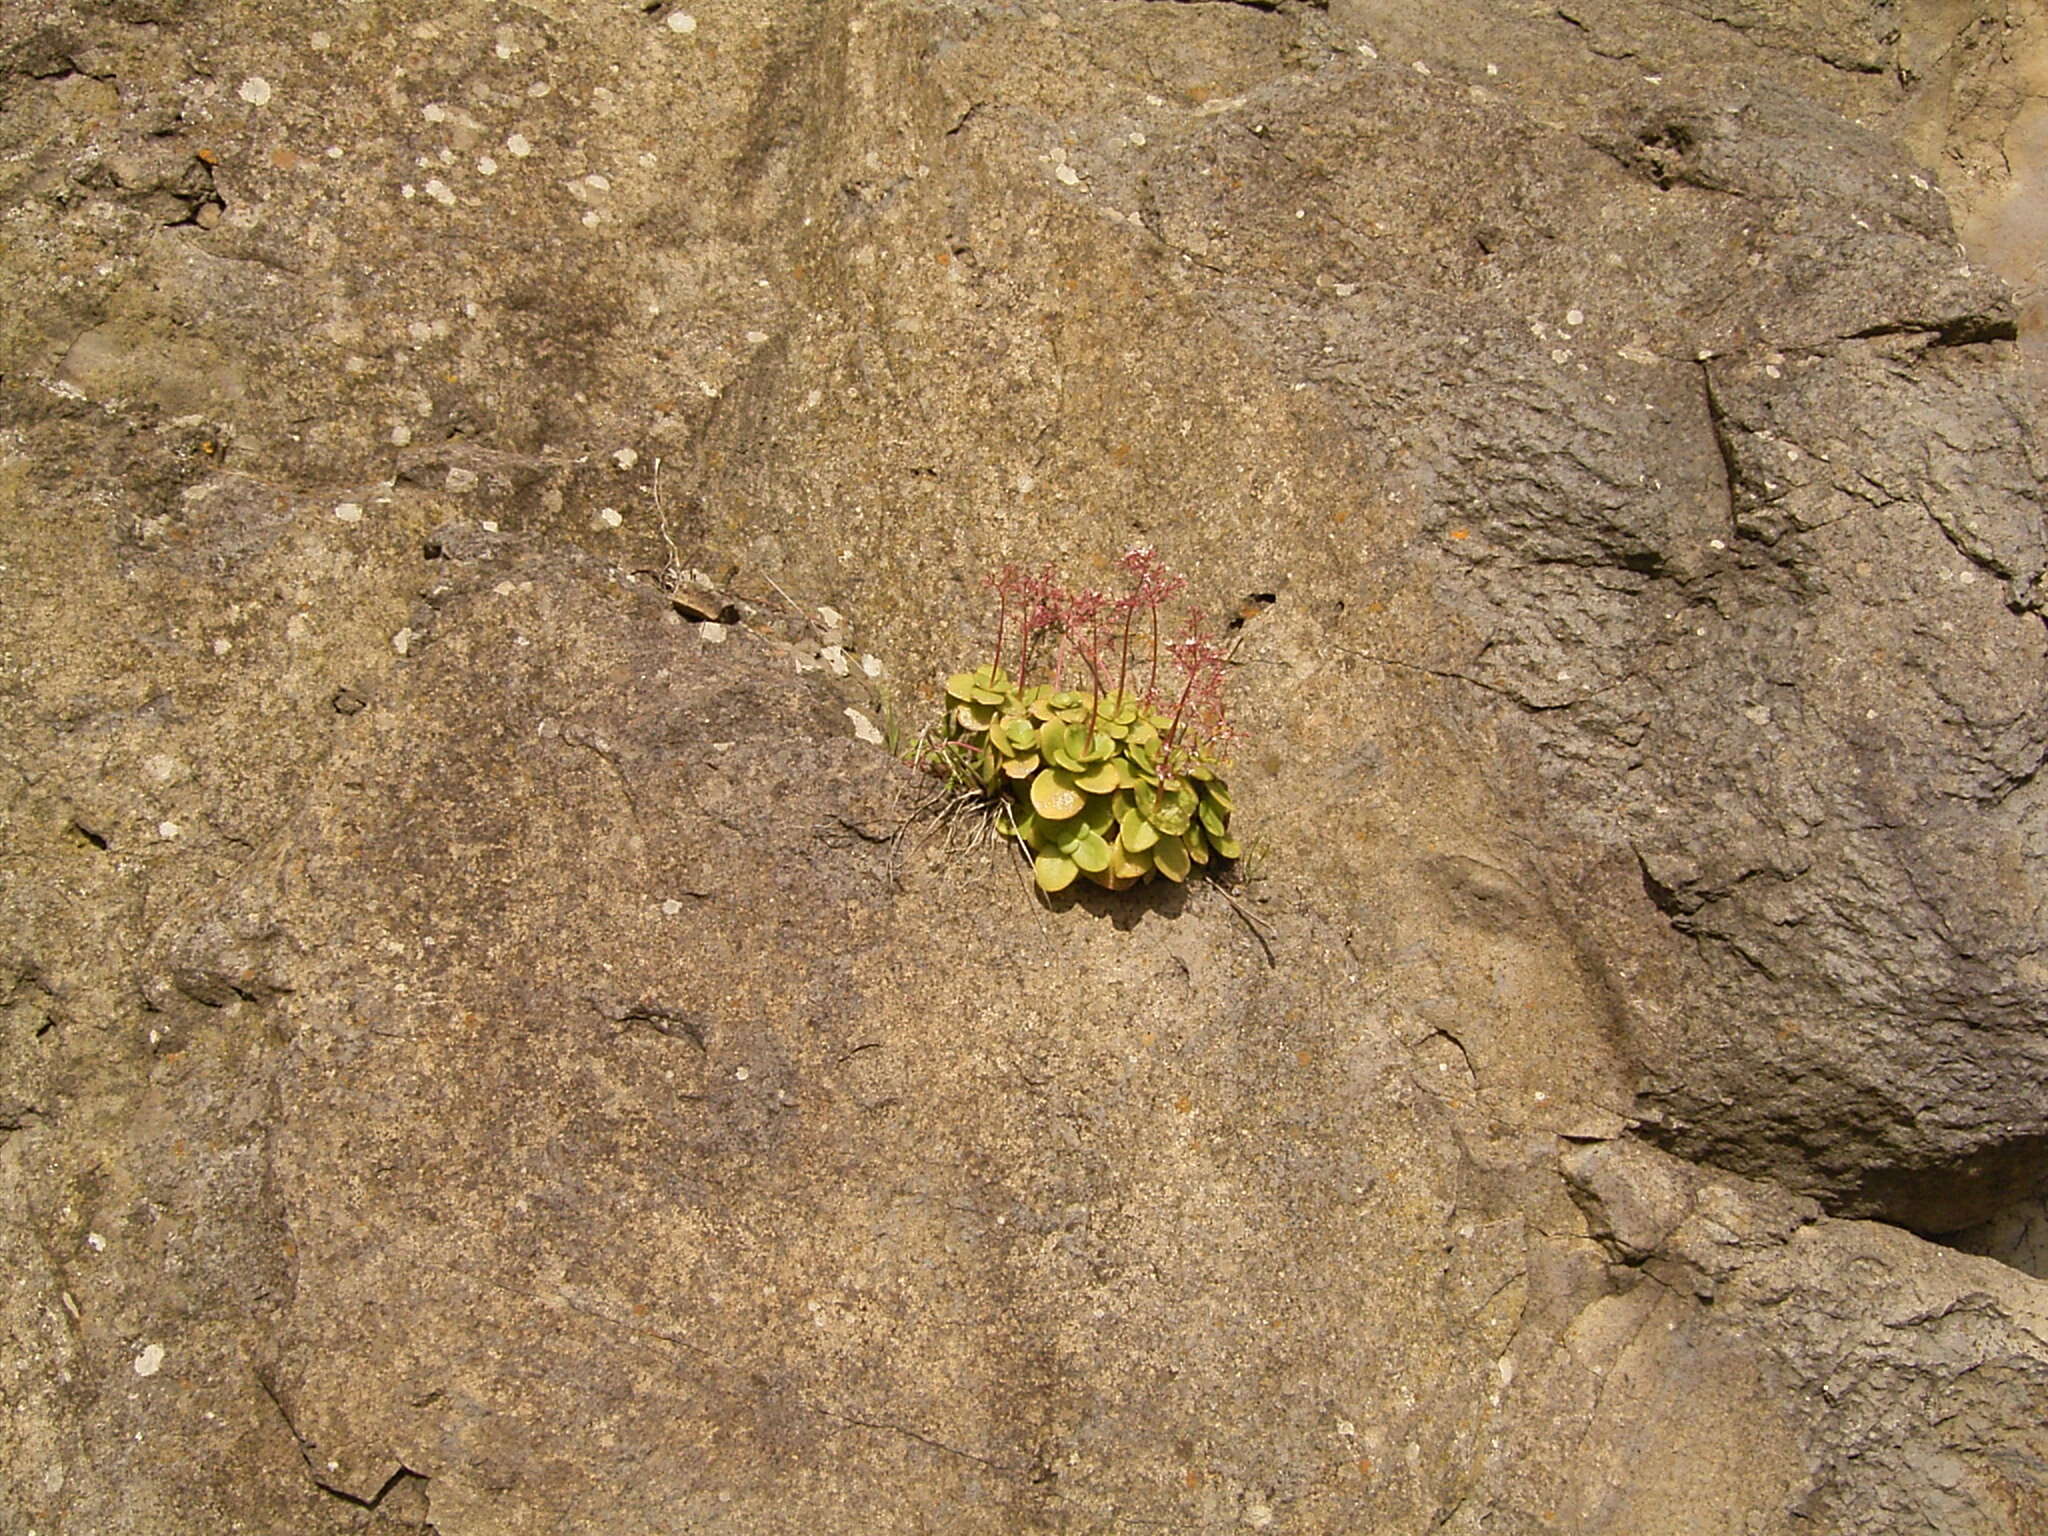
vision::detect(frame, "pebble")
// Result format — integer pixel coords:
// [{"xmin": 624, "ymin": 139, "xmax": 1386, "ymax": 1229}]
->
[
  {"xmin": 238, "ymin": 77, "xmax": 272, "ymax": 107},
  {"xmin": 506, "ymin": 133, "xmax": 533, "ymax": 158},
  {"xmin": 334, "ymin": 502, "xmax": 363, "ymax": 522},
  {"xmin": 668, "ymin": 10, "xmax": 697, "ymax": 32},
  {"xmin": 133, "ymin": 1345, "xmax": 165, "ymax": 1378}
]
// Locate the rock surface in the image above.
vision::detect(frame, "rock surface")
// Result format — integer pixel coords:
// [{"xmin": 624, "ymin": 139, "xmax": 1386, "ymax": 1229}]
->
[{"xmin": 3, "ymin": 0, "xmax": 2046, "ymax": 1532}]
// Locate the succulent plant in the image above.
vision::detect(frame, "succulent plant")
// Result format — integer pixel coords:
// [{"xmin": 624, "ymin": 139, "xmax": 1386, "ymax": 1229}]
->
[{"xmin": 942, "ymin": 659, "xmax": 1238, "ymax": 893}]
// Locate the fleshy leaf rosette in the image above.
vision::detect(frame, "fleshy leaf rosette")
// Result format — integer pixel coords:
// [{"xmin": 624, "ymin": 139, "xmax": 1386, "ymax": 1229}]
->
[{"xmin": 942, "ymin": 664, "xmax": 1238, "ymax": 893}]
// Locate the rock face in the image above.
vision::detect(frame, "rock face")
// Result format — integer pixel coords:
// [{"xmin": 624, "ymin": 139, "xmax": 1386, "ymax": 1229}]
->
[{"xmin": 3, "ymin": 0, "xmax": 2046, "ymax": 1532}]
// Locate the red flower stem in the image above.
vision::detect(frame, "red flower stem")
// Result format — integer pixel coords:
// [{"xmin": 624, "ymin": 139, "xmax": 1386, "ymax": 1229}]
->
[
  {"xmin": 992, "ymin": 586, "xmax": 1008, "ymax": 679},
  {"xmin": 1114, "ymin": 609, "xmax": 1133, "ymax": 706}
]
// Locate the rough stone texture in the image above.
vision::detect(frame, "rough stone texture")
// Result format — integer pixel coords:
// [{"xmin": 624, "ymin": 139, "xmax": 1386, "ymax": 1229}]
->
[{"xmin": 3, "ymin": 0, "xmax": 2047, "ymax": 1532}]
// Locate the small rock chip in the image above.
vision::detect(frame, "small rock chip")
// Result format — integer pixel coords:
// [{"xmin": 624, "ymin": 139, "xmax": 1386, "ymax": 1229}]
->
[
  {"xmin": 134, "ymin": 1344, "xmax": 165, "ymax": 1377},
  {"xmin": 238, "ymin": 77, "xmax": 272, "ymax": 107}
]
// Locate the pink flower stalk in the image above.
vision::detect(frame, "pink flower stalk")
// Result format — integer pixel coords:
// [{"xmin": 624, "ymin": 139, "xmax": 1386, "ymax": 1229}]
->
[{"xmin": 1161, "ymin": 616, "xmax": 1230, "ymax": 777}]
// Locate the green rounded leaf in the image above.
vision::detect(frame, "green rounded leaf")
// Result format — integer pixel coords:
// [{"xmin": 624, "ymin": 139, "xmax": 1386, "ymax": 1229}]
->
[
  {"xmin": 1033, "ymin": 852, "xmax": 1079, "ymax": 892},
  {"xmin": 1073, "ymin": 760, "xmax": 1121, "ymax": 794},
  {"xmin": 1198, "ymin": 798, "xmax": 1227, "ymax": 838},
  {"xmin": 1108, "ymin": 843, "xmax": 1154, "ymax": 884},
  {"xmin": 1001, "ymin": 752, "xmax": 1040, "ymax": 779},
  {"xmin": 1210, "ymin": 832, "xmax": 1243, "ymax": 860},
  {"xmin": 1118, "ymin": 809, "xmax": 1160, "ymax": 852},
  {"xmin": 1070, "ymin": 829, "xmax": 1112, "ymax": 874},
  {"xmin": 1009, "ymin": 806, "xmax": 1045, "ymax": 848},
  {"xmin": 1043, "ymin": 719, "xmax": 1095, "ymax": 772},
  {"xmin": 1029, "ymin": 770, "xmax": 1087, "ymax": 821},
  {"xmin": 1150, "ymin": 798, "xmax": 1193, "ymax": 837},
  {"xmin": 1153, "ymin": 834, "xmax": 1191, "ymax": 883}
]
